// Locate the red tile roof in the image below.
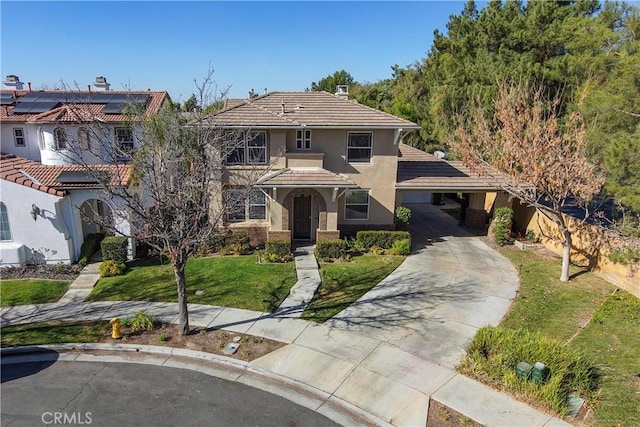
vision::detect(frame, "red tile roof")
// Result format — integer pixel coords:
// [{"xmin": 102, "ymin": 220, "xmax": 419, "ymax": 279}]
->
[
  {"xmin": 1, "ymin": 153, "xmax": 65, "ymax": 196},
  {"xmin": 1, "ymin": 153, "xmax": 132, "ymax": 195},
  {"xmin": 0, "ymin": 90, "xmax": 168, "ymax": 123}
]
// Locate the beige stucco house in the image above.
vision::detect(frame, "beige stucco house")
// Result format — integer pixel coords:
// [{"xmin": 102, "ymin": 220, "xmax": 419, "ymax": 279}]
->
[{"xmin": 205, "ymin": 89, "xmax": 420, "ymax": 243}]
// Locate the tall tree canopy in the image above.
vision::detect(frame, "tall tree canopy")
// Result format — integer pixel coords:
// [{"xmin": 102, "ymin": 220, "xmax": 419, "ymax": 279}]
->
[{"xmin": 309, "ymin": 69, "xmax": 356, "ymax": 92}]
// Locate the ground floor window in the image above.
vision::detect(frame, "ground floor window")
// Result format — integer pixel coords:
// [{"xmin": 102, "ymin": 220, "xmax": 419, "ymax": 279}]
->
[
  {"xmin": 345, "ymin": 189, "xmax": 369, "ymax": 220},
  {"xmin": 226, "ymin": 189, "xmax": 267, "ymax": 221},
  {"xmin": 0, "ymin": 202, "xmax": 12, "ymax": 241}
]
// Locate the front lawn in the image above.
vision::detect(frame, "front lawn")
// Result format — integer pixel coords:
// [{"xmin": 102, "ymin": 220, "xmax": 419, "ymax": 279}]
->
[
  {"xmin": 1, "ymin": 280, "xmax": 70, "ymax": 307},
  {"xmin": 87, "ymin": 255, "xmax": 297, "ymax": 312},
  {"xmin": 1, "ymin": 321, "xmax": 107, "ymax": 347},
  {"xmin": 459, "ymin": 247, "xmax": 639, "ymax": 424},
  {"xmin": 301, "ymin": 254, "xmax": 405, "ymax": 322}
]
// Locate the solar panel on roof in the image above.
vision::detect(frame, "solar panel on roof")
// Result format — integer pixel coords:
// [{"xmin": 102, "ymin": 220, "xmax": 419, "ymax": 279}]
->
[
  {"xmin": 11, "ymin": 101, "xmax": 59, "ymax": 113},
  {"xmin": 56, "ymin": 170, "xmax": 107, "ymax": 184},
  {"xmin": 17, "ymin": 93, "xmax": 43, "ymax": 102},
  {"xmin": 0, "ymin": 94, "xmax": 15, "ymax": 105},
  {"xmin": 102, "ymin": 103, "xmax": 127, "ymax": 114}
]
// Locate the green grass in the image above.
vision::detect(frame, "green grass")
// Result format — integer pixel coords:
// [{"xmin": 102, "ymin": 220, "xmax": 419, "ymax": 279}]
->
[
  {"xmin": 1, "ymin": 280, "xmax": 70, "ymax": 307},
  {"xmin": 499, "ymin": 248, "xmax": 615, "ymax": 342},
  {"xmin": 466, "ymin": 247, "xmax": 639, "ymax": 423},
  {"xmin": 87, "ymin": 255, "xmax": 297, "ymax": 312},
  {"xmin": 301, "ymin": 254, "xmax": 405, "ymax": 322},
  {"xmin": 1, "ymin": 321, "xmax": 109, "ymax": 348},
  {"xmin": 569, "ymin": 291, "xmax": 640, "ymax": 427}
]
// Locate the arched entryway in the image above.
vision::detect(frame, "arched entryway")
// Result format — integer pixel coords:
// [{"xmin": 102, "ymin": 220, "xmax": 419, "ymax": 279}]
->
[
  {"xmin": 281, "ymin": 189, "xmax": 327, "ymax": 241},
  {"xmin": 78, "ymin": 199, "xmax": 113, "ymax": 239}
]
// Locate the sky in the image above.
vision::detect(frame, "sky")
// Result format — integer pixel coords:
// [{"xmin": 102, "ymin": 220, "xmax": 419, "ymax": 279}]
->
[{"xmin": 1, "ymin": 1, "xmax": 469, "ymax": 103}]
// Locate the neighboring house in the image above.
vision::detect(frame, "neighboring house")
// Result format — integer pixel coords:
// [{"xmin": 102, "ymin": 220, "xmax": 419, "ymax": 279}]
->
[
  {"xmin": 205, "ymin": 88, "xmax": 421, "ymax": 243},
  {"xmin": 0, "ymin": 76, "xmax": 168, "ymax": 165},
  {"xmin": 0, "ymin": 76, "xmax": 168, "ymax": 266},
  {"xmin": 0, "ymin": 153, "xmax": 132, "ymax": 265}
]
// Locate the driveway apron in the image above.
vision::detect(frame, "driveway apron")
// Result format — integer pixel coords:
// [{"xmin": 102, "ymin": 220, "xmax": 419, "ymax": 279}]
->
[{"xmin": 327, "ymin": 203, "xmax": 519, "ymax": 368}]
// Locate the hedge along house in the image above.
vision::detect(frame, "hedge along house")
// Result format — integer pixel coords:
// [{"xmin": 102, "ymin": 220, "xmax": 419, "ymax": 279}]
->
[
  {"xmin": 0, "ymin": 153, "xmax": 133, "ymax": 266},
  {"xmin": 204, "ymin": 88, "xmax": 420, "ymax": 243}
]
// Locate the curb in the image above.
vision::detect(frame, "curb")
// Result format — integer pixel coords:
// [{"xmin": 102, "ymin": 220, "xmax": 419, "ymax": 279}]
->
[{"xmin": 1, "ymin": 344, "xmax": 391, "ymax": 427}]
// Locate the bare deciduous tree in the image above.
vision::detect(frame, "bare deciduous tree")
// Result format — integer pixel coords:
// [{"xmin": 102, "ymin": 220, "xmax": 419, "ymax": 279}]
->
[
  {"xmin": 57, "ymin": 68, "xmax": 269, "ymax": 334},
  {"xmin": 450, "ymin": 82, "xmax": 605, "ymax": 281}
]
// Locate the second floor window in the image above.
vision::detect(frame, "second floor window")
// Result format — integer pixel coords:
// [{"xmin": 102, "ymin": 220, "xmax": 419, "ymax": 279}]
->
[
  {"xmin": 115, "ymin": 127, "xmax": 134, "ymax": 153},
  {"xmin": 13, "ymin": 128, "xmax": 25, "ymax": 147},
  {"xmin": 78, "ymin": 127, "xmax": 89, "ymax": 150},
  {"xmin": 347, "ymin": 132, "xmax": 373, "ymax": 163},
  {"xmin": 296, "ymin": 129, "xmax": 311, "ymax": 150},
  {"xmin": 54, "ymin": 127, "xmax": 67, "ymax": 150},
  {"xmin": 226, "ymin": 131, "xmax": 267, "ymax": 165}
]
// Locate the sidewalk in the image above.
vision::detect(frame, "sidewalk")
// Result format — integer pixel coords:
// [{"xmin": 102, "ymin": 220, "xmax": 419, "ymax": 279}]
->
[
  {"xmin": 274, "ymin": 243, "xmax": 321, "ymax": 317},
  {"xmin": 1, "ymin": 300, "xmax": 569, "ymax": 427}
]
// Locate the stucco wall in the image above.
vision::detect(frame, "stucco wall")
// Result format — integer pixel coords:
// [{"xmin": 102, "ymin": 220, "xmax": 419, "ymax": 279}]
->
[
  {"xmin": 0, "ymin": 180, "xmax": 74, "ymax": 265},
  {"xmin": 513, "ymin": 200, "xmax": 639, "ymax": 298}
]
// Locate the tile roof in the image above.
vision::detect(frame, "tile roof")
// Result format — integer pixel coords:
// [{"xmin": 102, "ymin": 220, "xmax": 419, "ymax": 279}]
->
[
  {"xmin": 1, "ymin": 153, "xmax": 132, "ymax": 195},
  {"xmin": 1, "ymin": 153, "xmax": 65, "ymax": 196},
  {"xmin": 257, "ymin": 168, "xmax": 357, "ymax": 188},
  {"xmin": 396, "ymin": 143, "xmax": 507, "ymax": 191},
  {"xmin": 206, "ymin": 91, "xmax": 420, "ymax": 129},
  {"xmin": 0, "ymin": 90, "xmax": 168, "ymax": 123}
]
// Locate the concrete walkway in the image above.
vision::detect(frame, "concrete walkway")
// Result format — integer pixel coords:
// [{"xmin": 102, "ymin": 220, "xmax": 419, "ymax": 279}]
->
[
  {"xmin": 275, "ymin": 243, "xmax": 321, "ymax": 318},
  {"xmin": 1, "ymin": 301, "xmax": 568, "ymax": 426},
  {"xmin": 327, "ymin": 204, "xmax": 519, "ymax": 368},
  {"xmin": 57, "ymin": 261, "xmax": 101, "ymax": 303}
]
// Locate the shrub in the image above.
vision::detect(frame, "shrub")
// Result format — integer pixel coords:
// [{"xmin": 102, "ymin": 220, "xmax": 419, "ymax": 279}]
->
[
  {"xmin": 101, "ymin": 236, "xmax": 128, "ymax": 263},
  {"xmin": 356, "ymin": 230, "xmax": 411, "ymax": 251},
  {"xmin": 315, "ymin": 239, "xmax": 349, "ymax": 260},
  {"xmin": 219, "ymin": 232, "xmax": 252, "ymax": 255},
  {"xmin": 395, "ymin": 206, "xmax": 412, "ymax": 229},
  {"xmin": 127, "ymin": 311, "xmax": 157, "ymax": 332},
  {"xmin": 100, "ymin": 260, "xmax": 126, "ymax": 278},
  {"xmin": 458, "ymin": 326, "xmax": 599, "ymax": 415},
  {"xmin": 263, "ymin": 240, "xmax": 292, "ymax": 263},
  {"xmin": 525, "ymin": 229, "xmax": 537, "ymax": 242},
  {"xmin": 389, "ymin": 238, "xmax": 411, "ymax": 255},
  {"xmin": 77, "ymin": 233, "xmax": 104, "ymax": 266},
  {"xmin": 54, "ymin": 262, "xmax": 67, "ymax": 274},
  {"xmin": 492, "ymin": 207, "xmax": 514, "ymax": 246}
]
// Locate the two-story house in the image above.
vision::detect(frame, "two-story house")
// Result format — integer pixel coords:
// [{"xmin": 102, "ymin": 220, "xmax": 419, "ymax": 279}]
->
[
  {"xmin": 0, "ymin": 76, "xmax": 169, "ymax": 265},
  {"xmin": 205, "ymin": 88, "xmax": 420, "ymax": 243}
]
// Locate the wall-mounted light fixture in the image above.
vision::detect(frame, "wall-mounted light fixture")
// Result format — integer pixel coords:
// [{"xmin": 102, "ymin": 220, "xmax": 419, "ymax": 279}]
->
[{"xmin": 30, "ymin": 204, "xmax": 40, "ymax": 221}]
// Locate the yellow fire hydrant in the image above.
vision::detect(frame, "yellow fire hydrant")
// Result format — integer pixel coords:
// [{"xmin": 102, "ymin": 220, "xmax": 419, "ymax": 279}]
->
[{"xmin": 110, "ymin": 317, "xmax": 122, "ymax": 339}]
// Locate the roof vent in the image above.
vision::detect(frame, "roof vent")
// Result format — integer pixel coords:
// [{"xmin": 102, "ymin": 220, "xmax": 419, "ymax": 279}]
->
[
  {"xmin": 335, "ymin": 85, "xmax": 349, "ymax": 99},
  {"xmin": 93, "ymin": 76, "xmax": 110, "ymax": 91},
  {"xmin": 4, "ymin": 75, "xmax": 24, "ymax": 90}
]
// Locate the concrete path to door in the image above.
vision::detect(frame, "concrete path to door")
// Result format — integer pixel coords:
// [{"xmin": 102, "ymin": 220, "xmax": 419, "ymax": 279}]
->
[{"xmin": 327, "ymin": 203, "xmax": 519, "ymax": 368}]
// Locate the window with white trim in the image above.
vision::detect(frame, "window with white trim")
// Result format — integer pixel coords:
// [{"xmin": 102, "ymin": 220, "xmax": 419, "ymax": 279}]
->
[
  {"xmin": 296, "ymin": 129, "xmax": 311, "ymax": 150},
  {"xmin": 13, "ymin": 128, "xmax": 25, "ymax": 147},
  {"xmin": 226, "ymin": 189, "xmax": 267, "ymax": 221},
  {"xmin": 345, "ymin": 190, "xmax": 370, "ymax": 220},
  {"xmin": 54, "ymin": 127, "xmax": 67, "ymax": 150},
  {"xmin": 115, "ymin": 127, "xmax": 134, "ymax": 153},
  {"xmin": 347, "ymin": 132, "xmax": 373, "ymax": 163},
  {"xmin": 78, "ymin": 127, "xmax": 89, "ymax": 150},
  {"xmin": 0, "ymin": 202, "xmax": 12, "ymax": 241},
  {"xmin": 226, "ymin": 131, "xmax": 267, "ymax": 165}
]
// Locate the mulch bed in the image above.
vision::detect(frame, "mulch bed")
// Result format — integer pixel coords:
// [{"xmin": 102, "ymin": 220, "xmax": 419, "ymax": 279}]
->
[{"xmin": 0, "ymin": 264, "xmax": 80, "ymax": 281}]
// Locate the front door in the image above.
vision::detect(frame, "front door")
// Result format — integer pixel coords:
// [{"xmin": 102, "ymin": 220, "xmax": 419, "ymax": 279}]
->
[{"xmin": 293, "ymin": 196, "xmax": 312, "ymax": 240}]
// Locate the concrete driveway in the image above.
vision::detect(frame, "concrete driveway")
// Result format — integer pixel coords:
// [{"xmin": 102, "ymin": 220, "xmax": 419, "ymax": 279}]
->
[{"xmin": 327, "ymin": 203, "xmax": 519, "ymax": 368}]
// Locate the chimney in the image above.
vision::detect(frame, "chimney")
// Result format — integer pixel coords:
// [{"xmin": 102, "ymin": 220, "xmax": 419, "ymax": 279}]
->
[
  {"xmin": 335, "ymin": 85, "xmax": 349, "ymax": 99},
  {"xmin": 4, "ymin": 75, "xmax": 24, "ymax": 91},
  {"xmin": 93, "ymin": 76, "xmax": 110, "ymax": 91}
]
